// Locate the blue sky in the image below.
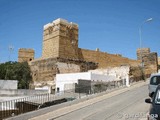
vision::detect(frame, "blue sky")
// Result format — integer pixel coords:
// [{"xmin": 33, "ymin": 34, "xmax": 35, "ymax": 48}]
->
[{"xmin": 0, "ymin": 0, "xmax": 160, "ymax": 63}]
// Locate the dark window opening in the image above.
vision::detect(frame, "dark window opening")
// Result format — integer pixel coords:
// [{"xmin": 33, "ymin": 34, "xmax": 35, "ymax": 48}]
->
[{"xmin": 57, "ymin": 87, "xmax": 60, "ymax": 93}]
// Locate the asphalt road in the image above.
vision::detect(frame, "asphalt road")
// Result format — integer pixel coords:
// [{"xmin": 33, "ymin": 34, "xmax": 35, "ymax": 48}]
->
[{"xmin": 53, "ymin": 84, "xmax": 150, "ymax": 120}]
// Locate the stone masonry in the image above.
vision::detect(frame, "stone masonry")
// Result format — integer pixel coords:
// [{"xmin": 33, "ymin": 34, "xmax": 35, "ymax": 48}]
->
[
  {"xmin": 42, "ymin": 18, "xmax": 79, "ymax": 59},
  {"xmin": 18, "ymin": 48, "xmax": 35, "ymax": 62},
  {"xmin": 41, "ymin": 18, "xmax": 140, "ymax": 69},
  {"xmin": 137, "ymin": 48, "xmax": 158, "ymax": 75},
  {"xmin": 29, "ymin": 57, "xmax": 97, "ymax": 88},
  {"xmin": 79, "ymin": 48, "xmax": 139, "ymax": 68},
  {"xmin": 19, "ymin": 18, "xmax": 158, "ymax": 88},
  {"xmin": 136, "ymin": 48, "xmax": 150, "ymax": 60},
  {"xmin": 143, "ymin": 52, "xmax": 158, "ymax": 75}
]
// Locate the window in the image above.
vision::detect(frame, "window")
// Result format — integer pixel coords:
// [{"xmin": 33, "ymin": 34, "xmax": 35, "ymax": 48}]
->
[
  {"xmin": 155, "ymin": 90, "xmax": 160, "ymax": 104},
  {"xmin": 150, "ymin": 76, "xmax": 160, "ymax": 85},
  {"xmin": 57, "ymin": 87, "xmax": 60, "ymax": 93}
]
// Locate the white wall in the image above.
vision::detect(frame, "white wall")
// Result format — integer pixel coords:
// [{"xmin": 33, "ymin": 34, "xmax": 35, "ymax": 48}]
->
[
  {"xmin": 0, "ymin": 89, "xmax": 48, "ymax": 96},
  {"xmin": 89, "ymin": 66, "xmax": 130, "ymax": 79},
  {"xmin": 56, "ymin": 62, "xmax": 81, "ymax": 73},
  {"xmin": 89, "ymin": 66, "xmax": 130, "ymax": 86},
  {"xmin": 91, "ymin": 73, "xmax": 117, "ymax": 82},
  {"xmin": 56, "ymin": 72, "xmax": 91, "ymax": 91},
  {"xmin": 56, "ymin": 72, "xmax": 117, "ymax": 92},
  {"xmin": 35, "ymin": 86, "xmax": 51, "ymax": 93},
  {"xmin": 0, "ymin": 80, "xmax": 18, "ymax": 89}
]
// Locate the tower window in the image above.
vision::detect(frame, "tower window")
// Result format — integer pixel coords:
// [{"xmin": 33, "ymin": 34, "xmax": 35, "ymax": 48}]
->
[{"xmin": 57, "ymin": 87, "xmax": 60, "ymax": 93}]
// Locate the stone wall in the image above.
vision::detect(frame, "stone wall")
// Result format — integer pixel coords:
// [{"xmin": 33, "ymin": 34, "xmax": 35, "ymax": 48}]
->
[
  {"xmin": 158, "ymin": 57, "xmax": 160, "ymax": 65},
  {"xmin": 78, "ymin": 48, "xmax": 140, "ymax": 68},
  {"xmin": 18, "ymin": 48, "xmax": 35, "ymax": 62},
  {"xmin": 137, "ymin": 48, "xmax": 150, "ymax": 60},
  {"xmin": 143, "ymin": 52, "xmax": 158, "ymax": 75},
  {"xmin": 136, "ymin": 48, "xmax": 158, "ymax": 75},
  {"xmin": 29, "ymin": 58, "xmax": 97, "ymax": 87}
]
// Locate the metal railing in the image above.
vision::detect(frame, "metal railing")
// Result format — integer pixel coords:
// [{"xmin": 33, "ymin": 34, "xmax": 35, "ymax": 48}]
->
[
  {"xmin": 0, "ymin": 94, "xmax": 50, "ymax": 120},
  {"xmin": 0, "ymin": 79, "xmax": 125, "ymax": 120}
]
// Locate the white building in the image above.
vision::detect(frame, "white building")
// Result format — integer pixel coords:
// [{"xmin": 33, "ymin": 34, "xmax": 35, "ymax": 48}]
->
[
  {"xmin": 55, "ymin": 72, "xmax": 118, "ymax": 92},
  {"xmin": 89, "ymin": 66, "xmax": 130, "ymax": 87},
  {"xmin": 0, "ymin": 80, "xmax": 18, "ymax": 89},
  {"xmin": 89, "ymin": 66, "xmax": 130, "ymax": 79}
]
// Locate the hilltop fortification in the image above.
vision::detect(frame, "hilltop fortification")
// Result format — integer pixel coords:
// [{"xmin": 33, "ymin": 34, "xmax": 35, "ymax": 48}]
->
[{"xmin": 18, "ymin": 18, "xmax": 158, "ymax": 89}]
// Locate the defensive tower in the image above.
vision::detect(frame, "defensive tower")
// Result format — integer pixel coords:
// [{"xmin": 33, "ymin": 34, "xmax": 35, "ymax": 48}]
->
[{"xmin": 42, "ymin": 18, "xmax": 79, "ymax": 59}]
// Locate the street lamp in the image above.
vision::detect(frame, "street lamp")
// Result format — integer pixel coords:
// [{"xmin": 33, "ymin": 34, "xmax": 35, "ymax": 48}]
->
[
  {"xmin": 139, "ymin": 18, "xmax": 153, "ymax": 64},
  {"xmin": 139, "ymin": 18, "xmax": 153, "ymax": 80}
]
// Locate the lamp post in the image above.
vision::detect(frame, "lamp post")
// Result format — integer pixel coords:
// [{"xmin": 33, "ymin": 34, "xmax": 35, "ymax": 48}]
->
[
  {"xmin": 139, "ymin": 18, "xmax": 153, "ymax": 80},
  {"xmin": 139, "ymin": 18, "xmax": 153, "ymax": 62}
]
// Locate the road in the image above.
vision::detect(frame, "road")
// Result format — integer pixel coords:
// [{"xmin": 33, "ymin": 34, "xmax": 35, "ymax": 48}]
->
[
  {"xmin": 29, "ymin": 82, "xmax": 150, "ymax": 120},
  {"xmin": 53, "ymin": 84, "xmax": 150, "ymax": 120}
]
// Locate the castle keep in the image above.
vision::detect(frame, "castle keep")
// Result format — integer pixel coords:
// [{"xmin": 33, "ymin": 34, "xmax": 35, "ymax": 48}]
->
[
  {"xmin": 18, "ymin": 18, "xmax": 158, "ymax": 89},
  {"xmin": 29, "ymin": 19, "xmax": 98, "ymax": 88},
  {"xmin": 42, "ymin": 19, "xmax": 79, "ymax": 59}
]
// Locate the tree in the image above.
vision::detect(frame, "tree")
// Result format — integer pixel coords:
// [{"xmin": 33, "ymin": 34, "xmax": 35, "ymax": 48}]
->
[
  {"xmin": 0, "ymin": 61, "xmax": 32, "ymax": 89},
  {"xmin": 14, "ymin": 62, "xmax": 32, "ymax": 89},
  {"xmin": 0, "ymin": 62, "xmax": 7, "ymax": 79}
]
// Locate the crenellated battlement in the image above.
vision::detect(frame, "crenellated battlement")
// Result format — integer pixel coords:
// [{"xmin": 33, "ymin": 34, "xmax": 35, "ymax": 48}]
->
[{"xmin": 43, "ymin": 18, "xmax": 78, "ymax": 30}]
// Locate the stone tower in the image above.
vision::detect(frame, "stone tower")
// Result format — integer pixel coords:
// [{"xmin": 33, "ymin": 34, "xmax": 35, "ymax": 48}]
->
[
  {"xmin": 42, "ymin": 18, "xmax": 79, "ymax": 59},
  {"xmin": 136, "ymin": 48, "xmax": 150, "ymax": 60},
  {"xmin": 18, "ymin": 48, "xmax": 35, "ymax": 62}
]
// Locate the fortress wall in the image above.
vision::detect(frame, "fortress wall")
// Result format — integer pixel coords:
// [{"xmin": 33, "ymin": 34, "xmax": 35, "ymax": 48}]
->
[
  {"xmin": 137, "ymin": 48, "xmax": 150, "ymax": 60},
  {"xmin": 158, "ymin": 57, "xmax": 160, "ymax": 65},
  {"xmin": 78, "ymin": 48, "xmax": 140, "ymax": 68},
  {"xmin": 30, "ymin": 58, "xmax": 97, "ymax": 87},
  {"xmin": 20, "ymin": 18, "xmax": 158, "ymax": 88},
  {"xmin": 143, "ymin": 52, "xmax": 158, "ymax": 75},
  {"xmin": 18, "ymin": 48, "xmax": 35, "ymax": 62}
]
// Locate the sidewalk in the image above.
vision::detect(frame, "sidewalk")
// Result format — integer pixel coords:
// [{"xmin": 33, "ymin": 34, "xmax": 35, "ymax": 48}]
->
[{"xmin": 29, "ymin": 81, "xmax": 148, "ymax": 120}]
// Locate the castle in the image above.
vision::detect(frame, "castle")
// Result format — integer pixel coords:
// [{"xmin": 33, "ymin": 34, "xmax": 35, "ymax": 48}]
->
[{"xmin": 18, "ymin": 18, "xmax": 158, "ymax": 90}]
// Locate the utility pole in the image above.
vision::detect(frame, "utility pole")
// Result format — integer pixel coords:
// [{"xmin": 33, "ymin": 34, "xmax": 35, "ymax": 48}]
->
[{"xmin": 8, "ymin": 45, "xmax": 14, "ymax": 61}]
